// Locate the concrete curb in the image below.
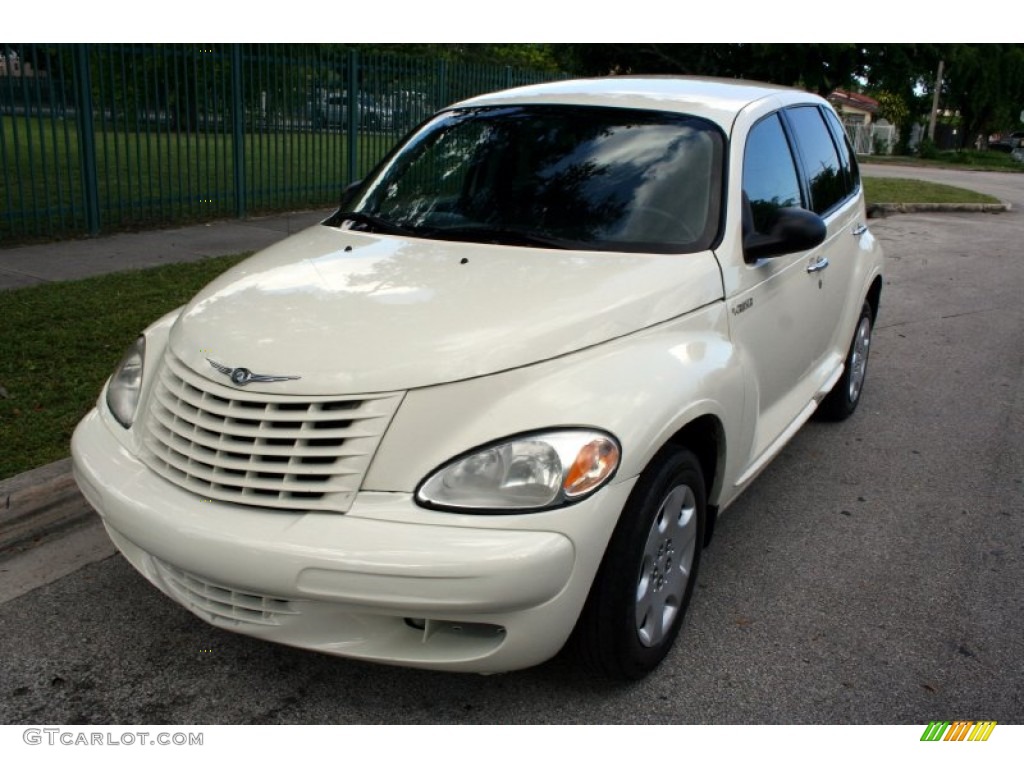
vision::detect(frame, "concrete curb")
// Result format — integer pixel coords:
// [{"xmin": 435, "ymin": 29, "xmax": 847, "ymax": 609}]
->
[
  {"xmin": 869, "ymin": 202, "xmax": 1011, "ymax": 216},
  {"xmin": 0, "ymin": 459, "xmax": 93, "ymax": 559}
]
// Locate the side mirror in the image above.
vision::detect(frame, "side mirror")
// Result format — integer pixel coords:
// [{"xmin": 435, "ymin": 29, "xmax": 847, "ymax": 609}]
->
[{"xmin": 743, "ymin": 207, "xmax": 826, "ymax": 262}]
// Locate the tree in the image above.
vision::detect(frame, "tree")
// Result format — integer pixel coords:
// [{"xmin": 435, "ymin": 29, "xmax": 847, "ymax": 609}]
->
[
  {"xmin": 940, "ymin": 44, "xmax": 1024, "ymax": 147},
  {"xmin": 341, "ymin": 44, "xmax": 560, "ymax": 72},
  {"xmin": 862, "ymin": 44, "xmax": 1024, "ymax": 148},
  {"xmin": 861, "ymin": 44, "xmax": 941, "ymax": 111},
  {"xmin": 550, "ymin": 44, "xmax": 866, "ymax": 95}
]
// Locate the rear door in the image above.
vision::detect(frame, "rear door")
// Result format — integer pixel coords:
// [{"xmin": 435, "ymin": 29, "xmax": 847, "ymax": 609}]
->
[{"xmin": 782, "ymin": 105, "xmax": 866, "ymax": 364}]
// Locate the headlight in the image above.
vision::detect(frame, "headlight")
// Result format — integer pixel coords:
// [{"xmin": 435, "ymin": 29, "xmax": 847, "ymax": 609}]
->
[
  {"xmin": 105, "ymin": 336, "xmax": 145, "ymax": 429},
  {"xmin": 416, "ymin": 430, "xmax": 621, "ymax": 512}
]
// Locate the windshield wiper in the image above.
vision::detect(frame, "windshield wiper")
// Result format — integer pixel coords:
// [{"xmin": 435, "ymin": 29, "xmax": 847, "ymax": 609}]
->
[
  {"xmin": 338, "ymin": 211, "xmax": 415, "ymax": 237},
  {"xmin": 424, "ymin": 225, "xmax": 568, "ymax": 250}
]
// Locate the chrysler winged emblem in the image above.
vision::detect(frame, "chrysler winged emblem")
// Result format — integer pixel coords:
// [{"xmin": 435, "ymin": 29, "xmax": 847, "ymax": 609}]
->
[{"xmin": 207, "ymin": 358, "xmax": 301, "ymax": 387}]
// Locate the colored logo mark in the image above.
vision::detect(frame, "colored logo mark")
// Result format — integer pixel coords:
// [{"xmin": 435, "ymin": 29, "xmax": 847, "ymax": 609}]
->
[{"xmin": 920, "ymin": 721, "xmax": 997, "ymax": 742}]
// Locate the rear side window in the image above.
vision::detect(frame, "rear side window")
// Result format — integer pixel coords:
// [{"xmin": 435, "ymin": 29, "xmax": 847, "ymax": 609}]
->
[
  {"xmin": 822, "ymin": 107, "xmax": 860, "ymax": 192},
  {"xmin": 785, "ymin": 106, "xmax": 848, "ymax": 216},
  {"xmin": 742, "ymin": 114, "xmax": 803, "ymax": 235}
]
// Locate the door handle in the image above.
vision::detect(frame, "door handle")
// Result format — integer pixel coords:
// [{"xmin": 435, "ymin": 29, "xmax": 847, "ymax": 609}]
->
[
  {"xmin": 806, "ymin": 256, "xmax": 830, "ymax": 273},
  {"xmin": 851, "ymin": 223, "xmax": 867, "ymax": 237}
]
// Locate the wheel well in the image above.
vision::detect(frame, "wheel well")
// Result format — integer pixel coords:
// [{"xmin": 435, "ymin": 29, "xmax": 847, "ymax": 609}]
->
[
  {"xmin": 665, "ymin": 415, "xmax": 724, "ymax": 547},
  {"xmin": 866, "ymin": 276, "xmax": 883, "ymax": 322}
]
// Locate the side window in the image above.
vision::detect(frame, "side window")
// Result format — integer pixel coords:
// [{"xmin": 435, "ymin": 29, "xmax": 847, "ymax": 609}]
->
[
  {"xmin": 742, "ymin": 114, "xmax": 803, "ymax": 235},
  {"xmin": 823, "ymin": 107, "xmax": 860, "ymax": 191},
  {"xmin": 785, "ymin": 106, "xmax": 848, "ymax": 215}
]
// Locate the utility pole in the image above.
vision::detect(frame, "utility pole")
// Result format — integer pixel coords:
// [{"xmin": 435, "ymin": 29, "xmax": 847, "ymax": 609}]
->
[{"xmin": 928, "ymin": 59, "xmax": 944, "ymax": 142}]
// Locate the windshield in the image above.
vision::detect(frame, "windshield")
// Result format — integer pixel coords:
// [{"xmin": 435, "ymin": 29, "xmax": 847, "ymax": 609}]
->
[{"xmin": 333, "ymin": 105, "xmax": 724, "ymax": 253}]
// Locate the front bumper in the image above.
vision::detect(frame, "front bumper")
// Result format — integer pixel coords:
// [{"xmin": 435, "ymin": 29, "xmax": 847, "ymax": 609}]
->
[{"xmin": 71, "ymin": 409, "xmax": 633, "ymax": 672}]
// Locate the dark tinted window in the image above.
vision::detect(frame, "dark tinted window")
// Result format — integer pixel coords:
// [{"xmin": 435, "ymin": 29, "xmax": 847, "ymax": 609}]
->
[
  {"xmin": 823, "ymin": 108, "xmax": 860, "ymax": 191},
  {"xmin": 786, "ymin": 106, "xmax": 847, "ymax": 215},
  {"xmin": 742, "ymin": 114, "xmax": 802, "ymax": 234}
]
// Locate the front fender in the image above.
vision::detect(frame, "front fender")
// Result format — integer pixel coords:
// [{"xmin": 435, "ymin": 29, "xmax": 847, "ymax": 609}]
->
[{"xmin": 364, "ymin": 302, "xmax": 747, "ymax": 503}]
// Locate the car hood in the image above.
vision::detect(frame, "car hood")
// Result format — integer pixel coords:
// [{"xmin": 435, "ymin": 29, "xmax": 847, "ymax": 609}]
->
[{"xmin": 167, "ymin": 225, "xmax": 724, "ymax": 395}]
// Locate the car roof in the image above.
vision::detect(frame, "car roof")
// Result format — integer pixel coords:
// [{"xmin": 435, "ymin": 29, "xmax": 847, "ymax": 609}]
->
[{"xmin": 452, "ymin": 76, "xmax": 819, "ymax": 129}]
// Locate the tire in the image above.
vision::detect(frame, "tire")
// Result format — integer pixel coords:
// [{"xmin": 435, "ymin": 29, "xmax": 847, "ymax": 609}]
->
[
  {"xmin": 572, "ymin": 448, "xmax": 705, "ymax": 681},
  {"xmin": 818, "ymin": 300, "xmax": 873, "ymax": 421}
]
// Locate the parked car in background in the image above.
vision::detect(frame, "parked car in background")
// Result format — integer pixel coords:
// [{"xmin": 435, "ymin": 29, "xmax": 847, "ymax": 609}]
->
[
  {"xmin": 379, "ymin": 89, "xmax": 431, "ymax": 133},
  {"xmin": 309, "ymin": 91, "xmax": 392, "ymax": 131},
  {"xmin": 988, "ymin": 130, "xmax": 1024, "ymax": 152},
  {"xmin": 73, "ymin": 77, "xmax": 883, "ymax": 681}
]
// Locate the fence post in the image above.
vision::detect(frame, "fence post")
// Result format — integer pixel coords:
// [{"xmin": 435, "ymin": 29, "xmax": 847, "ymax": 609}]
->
[
  {"xmin": 436, "ymin": 59, "xmax": 448, "ymax": 114},
  {"xmin": 73, "ymin": 44, "xmax": 100, "ymax": 236},
  {"xmin": 346, "ymin": 49, "xmax": 358, "ymax": 185},
  {"xmin": 231, "ymin": 44, "xmax": 246, "ymax": 219}
]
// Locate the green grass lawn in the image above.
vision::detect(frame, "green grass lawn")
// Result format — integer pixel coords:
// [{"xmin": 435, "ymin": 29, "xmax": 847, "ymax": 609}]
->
[
  {"xmin": 0, "ymin": 116, "xmax": 393, "ymax": 242},
  {"xmin": 0, "ymin": 253, "xmax": 249, "ymax": 479},
  {"xmin": 863, "ymin": 177, "xmax": 1001, "ymax": 205},
  {"xmin": 860, "ymin": 150, "xmax": 1024, "ymax": 173}
]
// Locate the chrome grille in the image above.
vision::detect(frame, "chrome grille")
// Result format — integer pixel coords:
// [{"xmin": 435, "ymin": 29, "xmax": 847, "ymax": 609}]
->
[
  {"xmin": 155, "ymin": 559, "xmax": 298, "ymax": 626},
  {"xmin": 140, "ymin": 352, "xmax": 402, "ymax": 512}
]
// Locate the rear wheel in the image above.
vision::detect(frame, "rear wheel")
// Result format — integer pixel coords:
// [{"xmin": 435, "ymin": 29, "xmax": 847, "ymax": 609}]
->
[
  {"xmin": 573, "ymin": 448, "xmax": 705, "ymax": 680},
  {"xmin": 818, "ymin": 300, "xmax": 873, "ymax": 421}
]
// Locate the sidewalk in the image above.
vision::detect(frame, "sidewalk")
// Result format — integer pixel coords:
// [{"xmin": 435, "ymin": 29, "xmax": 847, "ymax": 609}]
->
[
  {"xmin": 1, "ymin": 208, "xmax": 334, "ymax": 571},
  {"xmin": 0, "ymin": 208, "xmax": 333, "ymax": 291}
]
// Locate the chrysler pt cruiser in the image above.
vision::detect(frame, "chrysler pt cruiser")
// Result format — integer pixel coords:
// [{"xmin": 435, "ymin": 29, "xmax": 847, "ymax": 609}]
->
[{"xmin": 72, "ymin": 77, "xmax": 884, "ymax": 680}]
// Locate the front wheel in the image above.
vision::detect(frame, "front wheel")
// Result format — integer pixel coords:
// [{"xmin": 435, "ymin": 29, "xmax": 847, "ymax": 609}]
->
[
  {"xmin": 818, "ymin": 300, "xmax": 873, "ymax": 421},
  {"xmin": 572, "ymin": 448, "xmax": 705, "ymax": 680}
]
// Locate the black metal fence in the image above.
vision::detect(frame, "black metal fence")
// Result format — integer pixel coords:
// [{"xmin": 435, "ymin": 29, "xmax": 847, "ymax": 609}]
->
[{"xmin": 0, "ymin": 44, "xmax": 564, "ymax": 243}]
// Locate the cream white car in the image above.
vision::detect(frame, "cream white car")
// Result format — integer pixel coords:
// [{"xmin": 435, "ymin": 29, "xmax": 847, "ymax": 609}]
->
[{"xmin": 72, "ymin": 77, "xmax": 883, "ymax": 680}]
